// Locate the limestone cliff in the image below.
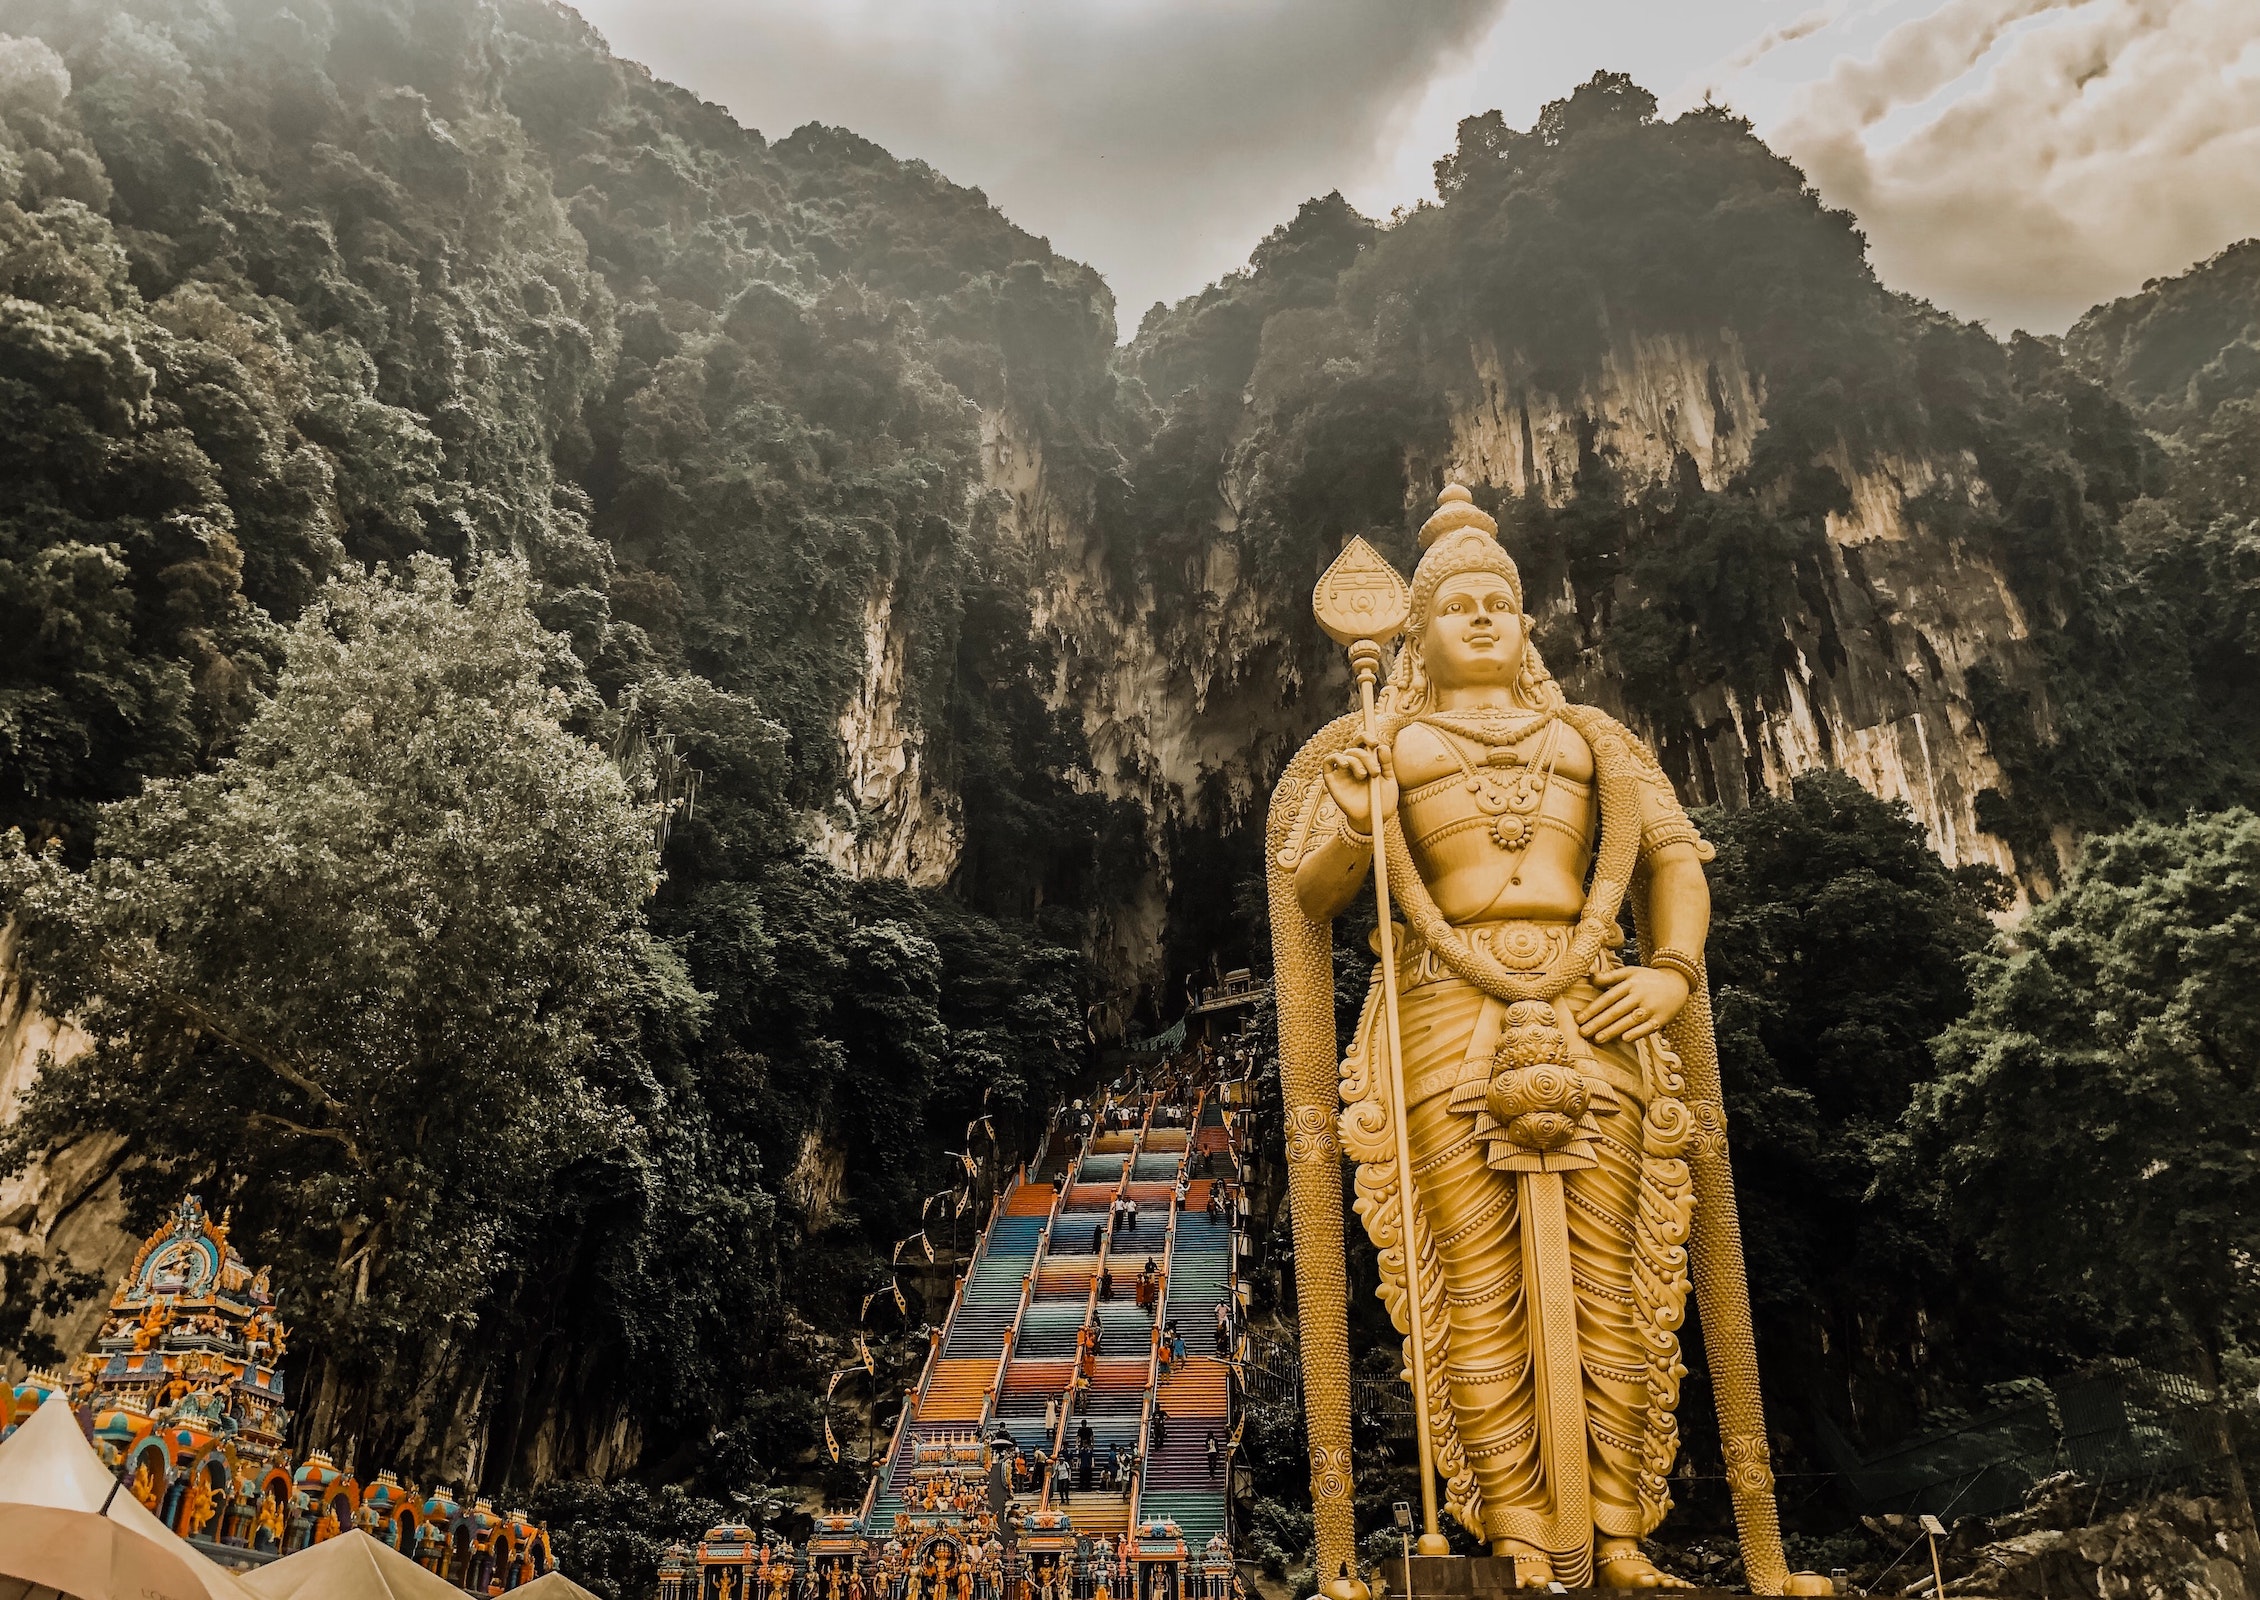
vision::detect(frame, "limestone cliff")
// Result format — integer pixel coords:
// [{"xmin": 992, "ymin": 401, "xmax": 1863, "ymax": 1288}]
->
[
  {"xmin": 854, "ymin": 327, "xmax": 2029, "ymax": 987},
  {"xmin": 1430, "ymin": 331, "xmax": 2025, "ymax": 880},
  {"xmin": 816, "ymin": 320, "xmax": 2042, "ymax": 1001},
  {"xmin": 0, "ymin": 923, "xmax": 135, "ymax": 1363}
]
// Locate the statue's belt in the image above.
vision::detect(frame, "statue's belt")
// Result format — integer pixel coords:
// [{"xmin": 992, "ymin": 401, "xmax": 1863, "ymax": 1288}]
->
[
  {"xmin": 1388, "ymin": 914, "xmax": 1598, "ymax": 992},
  {"xmin": 1383, "ymin": 922, "xmax": 1648, "ymax": 1115}
]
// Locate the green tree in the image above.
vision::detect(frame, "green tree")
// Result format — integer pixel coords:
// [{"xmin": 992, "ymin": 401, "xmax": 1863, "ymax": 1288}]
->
[
  {"xmin": 0, "ymin": 555, "xmax": 690, "ymax": 1464},
  {"xmin": 1699, "ymin": 772, "xmax": 2005, "ymax": 1447},
  {"xmin": 1900, "ymin": 810, "xmax": 2260, "ymax": 1517}
]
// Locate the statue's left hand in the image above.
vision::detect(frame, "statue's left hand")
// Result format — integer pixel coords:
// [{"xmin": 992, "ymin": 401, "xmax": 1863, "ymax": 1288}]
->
[{"xmin": 1574, "ymin": 963, "xmax": 1691, "ymax": 1044}]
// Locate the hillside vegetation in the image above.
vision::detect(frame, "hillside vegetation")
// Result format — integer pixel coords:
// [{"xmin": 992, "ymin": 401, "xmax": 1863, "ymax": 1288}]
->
[{"xmin": 1, "ymin": 0, "xmax": 2256, "ymax": 1569}]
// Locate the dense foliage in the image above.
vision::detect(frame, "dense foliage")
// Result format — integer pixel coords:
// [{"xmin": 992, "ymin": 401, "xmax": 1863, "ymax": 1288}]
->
[
  {"xmin": 1903, "ymin": 811, "xmax": 2260, "ymax": 1371},
  {"xmin": 1, "ymin": 557, "xmax": 680, "ymax": 1469},
  {"xmin": 0, "ymin": 0, "xmax": 1096, "ymax": 1495},
  {"xmin": 0, "ymin": 0, "xmax": 2257, "ymax": 1574},
  {"xmin": 1699, "ymin": 774, "xmax": 2008, "ymax": 1450}
]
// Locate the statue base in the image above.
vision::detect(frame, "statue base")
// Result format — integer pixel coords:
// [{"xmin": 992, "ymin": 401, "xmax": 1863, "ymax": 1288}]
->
[{"xmin": 1377, "ymin": 1557, "xmax": 1756, "ymax": 1600}]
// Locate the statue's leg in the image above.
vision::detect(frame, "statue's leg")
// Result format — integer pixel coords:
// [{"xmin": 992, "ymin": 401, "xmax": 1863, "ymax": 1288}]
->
[
  {"xmin": 1395, "ymin": 982, "xmax": 1548, "ymax": 1565},
  {"xmin": 1568, "ymin": 1065, "xmax": 1683, "ymax": 1590},
  {"xmin": 1408, "ymin": 1095, "xmax": 1541, "ymax": 1538}
]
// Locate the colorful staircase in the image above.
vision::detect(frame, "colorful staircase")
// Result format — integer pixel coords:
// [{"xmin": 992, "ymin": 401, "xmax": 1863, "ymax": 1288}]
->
[
  {"xmin": 863, "ymin": 1087, "xmax": 1241, "ymax": 1557},
  {"xmin": 1138, "ymin": 1096, "xmax": 1238, "ymax": 1548}
]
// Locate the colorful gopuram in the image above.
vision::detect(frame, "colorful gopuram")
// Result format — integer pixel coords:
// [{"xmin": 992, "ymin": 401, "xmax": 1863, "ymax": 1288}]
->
[{"xmin": 0, "ymin": 1194, "xmax": 552, "ymax": 1586}]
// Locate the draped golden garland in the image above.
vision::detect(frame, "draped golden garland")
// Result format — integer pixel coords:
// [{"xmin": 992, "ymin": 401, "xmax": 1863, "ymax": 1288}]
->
[{"xmin": 1265, "ymin": 712, "xmax": 1367, "ymax": 1574}]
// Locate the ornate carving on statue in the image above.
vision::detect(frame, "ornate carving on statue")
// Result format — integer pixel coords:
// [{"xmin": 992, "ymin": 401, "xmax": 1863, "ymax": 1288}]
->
[{"xmin": 1266, "ymin": 486, "xmax": 1829, "ymax": 1594}]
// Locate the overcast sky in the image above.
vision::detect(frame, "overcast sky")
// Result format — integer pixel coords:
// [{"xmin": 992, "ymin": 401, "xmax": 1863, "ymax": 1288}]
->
[{"xmin": 569, "ymin": 0, "xmax": 2260, "ymax": 340}]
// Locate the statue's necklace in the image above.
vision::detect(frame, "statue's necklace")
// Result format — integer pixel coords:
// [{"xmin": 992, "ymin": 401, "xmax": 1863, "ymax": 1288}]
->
[{"xmin": 1426, "ymin": 713, "xmax": 1561, "ymax": 876}]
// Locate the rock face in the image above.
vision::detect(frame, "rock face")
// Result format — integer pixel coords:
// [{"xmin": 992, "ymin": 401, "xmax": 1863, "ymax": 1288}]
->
[
  {"xmin": 0, "ymin": 923, "xmax": 137, "ymax": 1363},
  {"xmin": 1938, "ymin": 1494, "xmax": 2256, "ymax": 1600},
  {"xmin": 1447, "ymin": 330, "xmax": 1767, "ymax": 501},
  {"xmin": 1417, "ymin": 329, "xmax": 2027, "ymax": 879},
  {"xmin": 812, "ymin": 582, "xmax": 964, "ymax": 888},
  {"xmin": 933, "ymin": 326, "xmax": 2039, "ymax": 992}
]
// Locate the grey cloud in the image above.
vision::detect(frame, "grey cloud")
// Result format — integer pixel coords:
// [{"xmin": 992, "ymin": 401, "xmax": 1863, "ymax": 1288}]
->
[
  {"xmin": 1671, "ymin": 4, "xmax": 1839, "ymax": 109},
  {"xmin": 1775, "ymin": 0, "xmax": 2260, "ymax": 333},
  {"xmin": 573, "ymin": 0, "xmax": 1507, "ymax": 335}
]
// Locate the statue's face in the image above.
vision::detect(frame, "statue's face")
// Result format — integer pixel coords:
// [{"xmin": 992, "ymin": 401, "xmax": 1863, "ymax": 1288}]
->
[{"xmin": 1422, "ymin": 572, "xmax": 1524, "ymax": 689}]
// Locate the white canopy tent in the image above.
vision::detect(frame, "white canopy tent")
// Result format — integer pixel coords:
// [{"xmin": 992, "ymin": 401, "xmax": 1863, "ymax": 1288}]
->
[
  {"xmin": 241, "ymin": 1532, "xmax": 468, "ymax": 1600},
  {"xmin": 507, "ymin": 1573, "xmax": 600, "ymax": 1600},
  {"xmin": 0, "ymin": 1394, "xmax": 256, "ymax": 1600}
]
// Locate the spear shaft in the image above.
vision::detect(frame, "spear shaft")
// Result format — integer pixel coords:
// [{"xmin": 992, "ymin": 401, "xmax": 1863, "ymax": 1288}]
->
[{"xmin": 1348, "ymin": 641, "xmax": 1447, "ymax": 1554}]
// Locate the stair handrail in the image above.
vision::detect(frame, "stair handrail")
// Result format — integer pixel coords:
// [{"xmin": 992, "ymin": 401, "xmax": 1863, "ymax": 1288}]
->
[
  {"xmin": 929, "ymin": 1175, "xmax": 1013, "ymax": 1410},
  {"xmin": 1215, "ymin": 1089, "xmax": 1245, "ymax": 1546},
  {"xmin": 1039, "ymin": 1093, "xmax": 1148, "ymax": 1511},
  {"xmin": 1125, "ymin": 1089, "xmax": 1199, "ymax": 1533}
]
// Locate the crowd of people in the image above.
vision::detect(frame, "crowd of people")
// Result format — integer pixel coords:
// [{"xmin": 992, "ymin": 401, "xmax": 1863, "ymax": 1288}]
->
[{"xmin": 1004, "ymin": 1031, "xmax": 1261, "ymax": 1518}]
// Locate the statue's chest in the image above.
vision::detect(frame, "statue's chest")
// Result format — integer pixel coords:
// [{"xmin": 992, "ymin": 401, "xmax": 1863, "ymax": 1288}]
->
[{"xmin": 1401, "ymin": 721, "xmax": 1593, "ymax": 856}]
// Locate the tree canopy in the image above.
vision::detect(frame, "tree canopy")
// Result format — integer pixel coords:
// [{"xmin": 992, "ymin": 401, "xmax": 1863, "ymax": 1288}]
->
[
  {"xmin": 0, "ymin": 556, "xmax": 682, "ymax": 1464},
  {"xmin": 1901, "ymin": 810, "xmax": 2260, "ymax": 1362},
  {"xmin": 1698, "ymin": 773, "xmax": 2007, "ymax": 1444}
]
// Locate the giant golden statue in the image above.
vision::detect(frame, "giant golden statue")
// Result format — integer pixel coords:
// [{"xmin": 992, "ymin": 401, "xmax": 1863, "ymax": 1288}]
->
[{"xmin": 1267, "ymin": 486, "xmax": 1820, "ymax": 1593}]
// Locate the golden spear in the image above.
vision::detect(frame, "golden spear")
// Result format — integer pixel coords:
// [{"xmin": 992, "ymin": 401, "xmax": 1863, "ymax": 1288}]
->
[{"xmin": 1311, "ymin": 538, "xmax": 1450, "ymax": 1557}]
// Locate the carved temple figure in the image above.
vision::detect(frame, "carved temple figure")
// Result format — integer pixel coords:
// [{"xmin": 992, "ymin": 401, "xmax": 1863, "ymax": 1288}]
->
[
  {"xmin": 1268, "ymin": 486, "xmax": 1826, "ymax": 1593},
  {"xmin": 132, "ymin": 1296, "xmax": 174, "ymax": 1352},
  {"xmin": 180, "ymin": 1475, "xmax": 218, "ymax": 1536}
]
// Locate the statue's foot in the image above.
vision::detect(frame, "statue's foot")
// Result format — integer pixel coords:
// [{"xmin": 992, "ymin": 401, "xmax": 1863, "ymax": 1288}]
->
[
  {"xmin": 1595, "ymin": 1540, "xmax": 1672, "ymax": 1589},
  {"xmin": 1490, "ymin": 1541, "xmax": 1552, "ymax": 1589}
]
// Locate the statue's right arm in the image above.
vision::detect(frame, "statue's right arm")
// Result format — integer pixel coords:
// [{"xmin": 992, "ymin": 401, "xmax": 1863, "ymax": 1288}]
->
[{"xmin": 1293, "ymin": 818, "xmax": 1372, "ymax": 923}]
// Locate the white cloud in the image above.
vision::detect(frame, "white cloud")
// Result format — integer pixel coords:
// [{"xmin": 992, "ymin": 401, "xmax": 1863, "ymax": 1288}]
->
[{"xmin": 1772, "ymin": 0, "xmax": 2260, "ymax": 332}]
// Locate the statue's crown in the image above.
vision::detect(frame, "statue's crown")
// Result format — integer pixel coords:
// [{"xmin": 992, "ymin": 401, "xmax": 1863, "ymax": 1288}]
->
[
  {"xmin": 1410, "ymin": 481, "xmax": 1520, "ymax": 623},
  {"xmin": 1418, "ymin": 482, "xmax": 1498, "ymax": 549}
]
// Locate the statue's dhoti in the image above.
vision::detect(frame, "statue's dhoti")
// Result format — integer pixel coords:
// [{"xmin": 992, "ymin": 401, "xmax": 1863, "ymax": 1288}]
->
[{"xmin": 1344, "ymin": 922, "xmax": 1696, "ymax": 1578}]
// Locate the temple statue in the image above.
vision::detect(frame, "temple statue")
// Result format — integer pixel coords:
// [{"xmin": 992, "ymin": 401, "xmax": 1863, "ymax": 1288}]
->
[{"xmin": 1267, "ymin": 486, "xmax": 1824, "ymax": 1593}]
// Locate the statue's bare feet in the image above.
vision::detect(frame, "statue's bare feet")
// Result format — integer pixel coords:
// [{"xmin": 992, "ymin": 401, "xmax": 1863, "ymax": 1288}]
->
[
  {"xmin": 1491, "ymin": 1541, "xmax": 1552, "ymax": 1589},
  {"xmin": 1596, "ymin": 1539, "xmax": 1672, "ymax": 1589}
]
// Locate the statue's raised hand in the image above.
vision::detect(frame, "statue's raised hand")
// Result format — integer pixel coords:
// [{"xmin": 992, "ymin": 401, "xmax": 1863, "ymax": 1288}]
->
[{"xmin": 1321, "ymin": 738, "xmax": 1395, "ymax": 836}]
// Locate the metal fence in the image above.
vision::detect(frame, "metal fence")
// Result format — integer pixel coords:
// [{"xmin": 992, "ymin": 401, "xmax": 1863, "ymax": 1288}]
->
[{"xmin": 1241, "ymin": 1338, "xmax": 1415, "ymax": 1441}]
